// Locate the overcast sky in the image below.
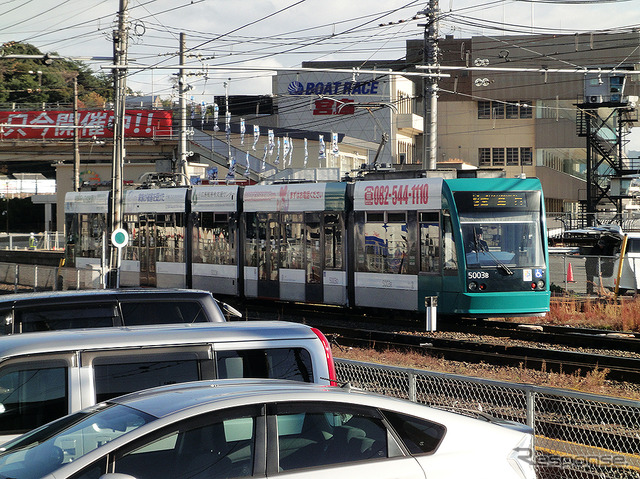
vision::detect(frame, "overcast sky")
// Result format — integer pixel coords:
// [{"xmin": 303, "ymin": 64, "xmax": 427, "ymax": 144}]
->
[{"xmin": 3, "ymin": 0, "xmax": 640, "ymax": 99}]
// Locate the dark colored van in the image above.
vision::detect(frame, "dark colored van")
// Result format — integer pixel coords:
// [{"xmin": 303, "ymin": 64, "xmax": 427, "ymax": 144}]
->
[{"xmin": 0, "ymin": 289, "xmax": 227, "ymax": 335}]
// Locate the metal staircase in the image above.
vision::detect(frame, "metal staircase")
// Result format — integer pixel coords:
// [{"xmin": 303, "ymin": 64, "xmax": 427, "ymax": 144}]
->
[{"xmin": 576, "ymin": 102, "xmax": 638, "ymax": 225}]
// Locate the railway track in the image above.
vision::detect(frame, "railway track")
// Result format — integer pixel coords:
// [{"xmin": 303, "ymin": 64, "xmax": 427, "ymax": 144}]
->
[
  {"xmin": 231, "ymin": 299, "xmax": 640, "ymax": 384},
  {"xmin": 441, "ymin": 319, "xmax": 640, "ymax": 352},
  {"xmin": 315, "ymin": 324, "xmax": 640, "ymax": 383}
]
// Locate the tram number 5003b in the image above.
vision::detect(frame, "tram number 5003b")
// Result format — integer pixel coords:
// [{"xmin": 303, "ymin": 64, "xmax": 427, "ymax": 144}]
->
[
  {"xmin": 363, "ymin": 184, "xmax": 430, "ymax": 206},
  {"xmin": 468, "ymin": 271, "xmax": 490, "ymax": 280}
]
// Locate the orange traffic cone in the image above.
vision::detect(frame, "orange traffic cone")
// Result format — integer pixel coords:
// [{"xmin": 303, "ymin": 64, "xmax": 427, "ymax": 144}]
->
[{"xmin": 567, "ymin": 263, "xmax": 575, "ymax": 283}]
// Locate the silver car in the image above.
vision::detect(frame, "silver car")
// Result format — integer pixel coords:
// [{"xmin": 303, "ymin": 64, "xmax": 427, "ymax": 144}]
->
[{"xmin": 0, "ymin": 379, "xmax": 535, "ymax": 479}]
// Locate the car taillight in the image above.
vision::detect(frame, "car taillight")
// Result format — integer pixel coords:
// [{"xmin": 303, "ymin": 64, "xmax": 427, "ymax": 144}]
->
[{"xmin": 311, "ymin": 327, "xmax": 337, "ymax": 386}]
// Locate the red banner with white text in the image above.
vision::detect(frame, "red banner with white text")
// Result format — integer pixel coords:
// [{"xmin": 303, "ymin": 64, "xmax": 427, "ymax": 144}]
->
[{"xmin": 0, "ymin": 110, "xmax": 173, "ymax": 140}]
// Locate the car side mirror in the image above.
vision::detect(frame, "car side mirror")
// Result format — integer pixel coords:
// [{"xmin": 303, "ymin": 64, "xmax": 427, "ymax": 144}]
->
[
  {"xmin": 216, "ymin": 300, "xmax": 242, "ymax": 319},
  {"xmin": 99, "ymin": 474, "xmax": 137, "ymax": 479}
]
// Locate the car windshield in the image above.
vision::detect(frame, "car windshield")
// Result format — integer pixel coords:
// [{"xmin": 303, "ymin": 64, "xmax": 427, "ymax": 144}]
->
[{"xmin": 0, "ymin": 403, "xmax": 155, "ymax": 479}]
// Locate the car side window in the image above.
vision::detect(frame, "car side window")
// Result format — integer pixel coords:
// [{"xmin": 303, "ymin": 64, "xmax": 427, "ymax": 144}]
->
[
  {"xmin": 120, "ymin": 300, "xmax": 207, "ymax": 325},
  {"xmin": 273, "ymin": 403, "xmax": 389, "ymax": 472},
  {"xmin": 382, "ymin": 410, "xmax": 446, "ymax": 455},
  {"xmin": 217, "ymin": 348, "xmax": 313, "ymax": 382},
  {"xmin": 93, "ymin": 357, "xmax": 203, "ymax": 403},
  {"xmin": 17, "ymin": 304, "xmax": 117, "ymax": 332},
  {"xmin": 67, "ymin": 458, "xmax": 108, "ymax": 479},
  {"xmin": 0, "ymin": 363, "xmax": 68, "ymax": 435},
  {"xmin": 107, "ymin": 405, "xmax": 260, "ymax": 479}
]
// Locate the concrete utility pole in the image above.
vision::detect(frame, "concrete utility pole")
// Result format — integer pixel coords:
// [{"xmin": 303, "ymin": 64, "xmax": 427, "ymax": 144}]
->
[
  {"xmin": 419, "ymin": 0, "xmax": 439, "ymax": 170},
  {"xmin": 178, "ymin": 33, "xmax": 188, "ymax": 183},
  {"xmin": 73, "ymin": 76, "xmax": 80, "ymax": 191},
  {"xmin": 108, "ymin": 0, "xmax": 129, "ymax": 288}
]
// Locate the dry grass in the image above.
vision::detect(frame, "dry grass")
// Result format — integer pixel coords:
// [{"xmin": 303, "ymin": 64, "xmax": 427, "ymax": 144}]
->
[
  {"xmin": 333, "ymin": 345, "xmax": 640, "ymax": 401},
  {"xmin": 504, "ymin": 295, "xmax": 640, "ymax": 332},
  {"xmin": 332, "ymin": 295, "xmax": 640, "ymax": 401}
]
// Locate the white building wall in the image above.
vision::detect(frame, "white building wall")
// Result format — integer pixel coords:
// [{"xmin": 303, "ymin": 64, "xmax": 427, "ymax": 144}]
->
[{"xmin": 274, "ymin": 71, "xmax": 417, "ymax": 167}]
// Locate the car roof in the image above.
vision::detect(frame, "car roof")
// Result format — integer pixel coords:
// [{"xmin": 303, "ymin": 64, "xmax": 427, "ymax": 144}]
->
[
  {"xmin": 106, "ymin": 379, "xmax": 500, "ymax": 430},
  {"xmin": 0, "ymin": 289, "xmax": 214, "ymax": 306},
  {"xmin": 109, "ymin": 379, "xmax": 405, "ymax": 418},
  {"xmin": 0, "ymin": 322, "xmax": 317, "ymax": 358}
]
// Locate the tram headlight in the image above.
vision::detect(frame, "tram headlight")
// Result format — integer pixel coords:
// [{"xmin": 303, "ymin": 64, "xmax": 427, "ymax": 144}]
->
[
  {"xmin": 468, "ymin": 281, "xmax": 478, "ymax": 291},
  {"xmin": 536, "ymin": 280, "xmax": 545, "ymax": 290}
]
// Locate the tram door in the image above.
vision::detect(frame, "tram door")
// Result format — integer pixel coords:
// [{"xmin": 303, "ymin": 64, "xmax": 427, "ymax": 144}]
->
[
  {"xmin": 305, "ymin": 213, "xmax": 323, "ymax": 303},
  {"xmin": 139, "ymin": 215, "xmax": 157, "ymax": 287},
  {"xmin": 257, "ymin": 213, "xmax": 279, "ymax": 298}
]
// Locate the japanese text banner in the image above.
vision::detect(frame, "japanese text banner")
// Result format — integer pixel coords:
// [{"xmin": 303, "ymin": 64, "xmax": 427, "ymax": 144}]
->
[{"xmin": 0, "ymin": 109, "xmax": 172, "ymax": 140}]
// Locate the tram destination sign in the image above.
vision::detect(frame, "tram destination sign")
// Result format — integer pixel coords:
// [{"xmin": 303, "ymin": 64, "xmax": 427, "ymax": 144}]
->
[
  {"xmin": 472, "ymin": 193, "xmax": 527, "ymax": 208},
  {"xmin": 455, "ymin": 191, "xmax": 539, "ymax": 212}
]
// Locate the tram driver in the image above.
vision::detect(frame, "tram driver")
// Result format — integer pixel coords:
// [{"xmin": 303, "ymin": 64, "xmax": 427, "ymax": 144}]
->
[{"xmin": 466, "ymin": 228, "xmax": 489, "ymax": 253}]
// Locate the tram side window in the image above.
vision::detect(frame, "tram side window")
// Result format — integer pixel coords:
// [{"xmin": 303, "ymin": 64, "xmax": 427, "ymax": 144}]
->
[
  {"xmin": 324, "ymin": 213, "xmax": 343, "ymax": 270},
  {"xmin": 280, "ymin": 214, "xmax": 304, "ymax": 269},
  {"xmin": 124, "ymin": 214, "xmax": 138, "ymax": 261},
  {"xmin": 359, "ymin": 211, "xmax": 409, "ymax": 274},
  {"xmin": 442, "ymin": 211, "xmax": 458, "ymax": 274},
  {"xmin": 195, "ymin": 212, "xmax": 236, "ymax": 265},
  {"xmin": 419, "ymin": 212, "xmax": 440, "ymax": 273},
  {"xmin": 65, "ymin": 214, "xmax": 78, "ymax": 266},
  {"xmin": 306, "ymin": 213, "xmax": 322, "ymax": 284},
  {"xmin": 156, "ymin": 213, "xmax": 185, "ymax": 263},
  {"xmin": 245, "ymin": 213, "xmax": 258, "ymax": 267},
  {"xmin": 78, "ymin": 213, "xmax": 106, "ymax": 259},
  {"xmin": 261, "ymin": 214, "xmax": 280, "ymax": 281}
]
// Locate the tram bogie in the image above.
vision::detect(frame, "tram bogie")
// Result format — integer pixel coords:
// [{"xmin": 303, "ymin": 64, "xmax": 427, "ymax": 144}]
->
[{"xmin": 64, "ymin": 176, "xmax": 550, "ymax": 318}]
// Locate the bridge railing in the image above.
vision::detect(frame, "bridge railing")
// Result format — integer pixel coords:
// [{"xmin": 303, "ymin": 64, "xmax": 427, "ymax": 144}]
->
[{"xmin": 0, "ymin": 232, "xmax": 64, "ymax": 251}]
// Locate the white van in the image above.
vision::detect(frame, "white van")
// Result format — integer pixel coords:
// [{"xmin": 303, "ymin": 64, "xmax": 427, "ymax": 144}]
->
[
  {"xmin": 0, "ymin": 322, "xmax": 336, "ymax": 444},
  {"xmin": 617, "ymin": 232, "xmax": 640, "ymax": 293}
]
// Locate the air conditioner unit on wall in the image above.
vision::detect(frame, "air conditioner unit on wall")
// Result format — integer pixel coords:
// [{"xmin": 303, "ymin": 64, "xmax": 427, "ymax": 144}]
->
[{"xmin": 588, "ymin": 95, "xmax": 604, "ymax": 104}]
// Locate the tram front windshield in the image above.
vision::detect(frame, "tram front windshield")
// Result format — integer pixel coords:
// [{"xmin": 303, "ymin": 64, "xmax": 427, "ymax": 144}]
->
[{"xmin": 454, "ymin": 191, "xmax": 545, "ymax": 269}]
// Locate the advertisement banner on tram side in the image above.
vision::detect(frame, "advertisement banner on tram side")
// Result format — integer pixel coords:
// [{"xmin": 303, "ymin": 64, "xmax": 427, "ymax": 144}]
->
[
  {"xmin": 64, "ymin": 191, "xmax": 110, "ymax": 214},
  {"xmin": 191, "ymin": 185, "xmax": 239, "ymax": 212},
  {"xmin": 244, "ymin": 183, "xmax": 329, "ymax": 212},
  {"xmin": 0, "ymin": 110, "xmax": 173, "ymax": 140},
  {"xmin": 124, "ymin": 188, "xmax": 188, "ymax": 214},
  {"xmin": 353, "ymin": 178, "xmax": 443, "ymax": 211}
]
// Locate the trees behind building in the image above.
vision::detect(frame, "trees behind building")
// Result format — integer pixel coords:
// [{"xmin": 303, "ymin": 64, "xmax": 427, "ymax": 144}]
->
[{"xmin": 0, "ymin": 42, "xmax": 113, "ymax": 107}]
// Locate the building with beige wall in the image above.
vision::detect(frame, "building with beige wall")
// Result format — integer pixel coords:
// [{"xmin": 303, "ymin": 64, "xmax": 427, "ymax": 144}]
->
[
  {"xmin": 302, "ymin": 33, "xmax": 640, "ymax": 213},
  {"xmin": 410, "ymin": 32, "xmax": 640, "ymax": 214}
]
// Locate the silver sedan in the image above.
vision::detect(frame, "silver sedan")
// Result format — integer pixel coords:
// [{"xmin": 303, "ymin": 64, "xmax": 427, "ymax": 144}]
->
[{"xmin": 0, "ymin": 379, "xmax": 535, "ymax": 479}]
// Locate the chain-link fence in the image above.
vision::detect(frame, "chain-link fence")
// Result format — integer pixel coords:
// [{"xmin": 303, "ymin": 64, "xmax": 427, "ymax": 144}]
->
[
  {"xmin": 549, "ymin": 253, "xmax": 619, "ymax": 295},
  {"xmin": 336, "ymin": 358, "xmax": 640, "ymax": 479}
]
